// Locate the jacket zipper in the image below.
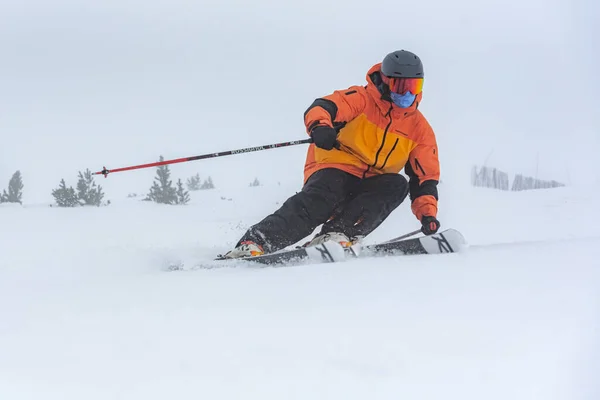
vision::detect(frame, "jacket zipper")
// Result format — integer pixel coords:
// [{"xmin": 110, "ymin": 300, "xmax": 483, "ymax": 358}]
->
[
  {"xmin": 414, "ymin": 157, "xmax": 426, "ymax": 175},
  {"xmin": 363, "ymin": 105, "xmax": 393, "ymax": 178},
  {"xmin": 373, "ymin": 106, "xmax": 393, "ymax": 167},
  {"xmin": 380, "ymin": 138, "xmax": 399, "ymax": 170}
]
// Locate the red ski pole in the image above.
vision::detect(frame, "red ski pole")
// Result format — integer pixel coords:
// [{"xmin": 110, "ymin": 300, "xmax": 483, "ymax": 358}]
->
[{"xmin": 93, "ymin": 138, "xmax": 312, "ymax": 178}]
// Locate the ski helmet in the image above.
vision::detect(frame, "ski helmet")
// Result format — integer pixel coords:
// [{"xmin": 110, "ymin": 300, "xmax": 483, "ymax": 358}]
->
[{"xmin": 381, "ymin": 50, "xmax": 424, "ymax": 78}]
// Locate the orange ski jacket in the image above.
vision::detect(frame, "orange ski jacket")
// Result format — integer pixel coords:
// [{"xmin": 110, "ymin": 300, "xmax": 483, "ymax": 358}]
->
[{"xmin": 303, "ymin": 63, "xmax": 440, "ymax": 220}]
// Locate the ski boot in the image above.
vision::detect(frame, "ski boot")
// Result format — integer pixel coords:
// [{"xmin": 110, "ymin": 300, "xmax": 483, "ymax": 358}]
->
[
  {"xmin": 304, "ymin": 232, "xmax": 355, "ymax": 248},
  {"xmin": 223, "ymin": 240, "xmax": 265, "ymax": 259}
]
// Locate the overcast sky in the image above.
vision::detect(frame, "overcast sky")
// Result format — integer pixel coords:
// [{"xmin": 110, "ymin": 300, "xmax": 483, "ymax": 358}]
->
[{"xmin": 1, "ymin": 0, "xmax": 598, "ymax": 202}]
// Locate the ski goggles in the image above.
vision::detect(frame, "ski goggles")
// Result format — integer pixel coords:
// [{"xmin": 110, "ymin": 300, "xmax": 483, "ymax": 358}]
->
[{"xmin": 380, "ymin": 74, "xmax": 424, "ymax": 95}]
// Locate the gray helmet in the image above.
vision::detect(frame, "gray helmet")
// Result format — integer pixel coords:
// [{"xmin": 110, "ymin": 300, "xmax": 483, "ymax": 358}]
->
[{"xmin": 381, "ymin": 50, "xmax": 424, "ymax": 78}]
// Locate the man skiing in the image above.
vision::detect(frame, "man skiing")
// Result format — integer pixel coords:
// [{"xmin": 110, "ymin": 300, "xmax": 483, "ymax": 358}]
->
[{"xmin": 224, "ymin": 50, "xmax": 441, "ymax": 258}]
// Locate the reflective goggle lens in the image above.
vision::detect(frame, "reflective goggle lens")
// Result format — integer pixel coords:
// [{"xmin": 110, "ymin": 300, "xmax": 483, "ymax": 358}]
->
[{"xmin": 381, "ymin": 74, "xmax": 424, "ymax": 95}]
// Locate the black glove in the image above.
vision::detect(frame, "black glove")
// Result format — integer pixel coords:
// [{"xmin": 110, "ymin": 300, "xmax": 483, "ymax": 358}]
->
[
  {"xmin": 421, "ymin": 215, "xmax": 440, "ymax": 235},
  {"xmin": 310, "ymin": 126, "xmax": 338, "ymax": 150}
]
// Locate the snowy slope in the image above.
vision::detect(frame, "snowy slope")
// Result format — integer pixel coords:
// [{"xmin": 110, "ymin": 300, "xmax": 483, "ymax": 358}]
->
[{"xmin": 1, "ymin": 183, "xmax": 599, "ymax": 400}]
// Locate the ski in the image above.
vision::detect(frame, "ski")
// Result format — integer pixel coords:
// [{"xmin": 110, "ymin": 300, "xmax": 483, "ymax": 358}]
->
[
  {"xmin": 225, "ymin": 229, "xmax": 466, "ymax": 266},
  {"xmin": 214, "ymin": 240, "xmax": 346, "ymax": 266},
  {"xmin": 348, "ymin": 228, "xmax": 465, "ymax": 258}
]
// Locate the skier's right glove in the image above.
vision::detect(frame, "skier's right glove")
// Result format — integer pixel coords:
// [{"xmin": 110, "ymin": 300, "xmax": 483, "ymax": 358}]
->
[
  {"xmin": 421, "ymin": 215, "xmax": 440, "ymax": 235},
  {"xmin": 310, "ymin": 126, "xmax": 339, "ymax": 150}
]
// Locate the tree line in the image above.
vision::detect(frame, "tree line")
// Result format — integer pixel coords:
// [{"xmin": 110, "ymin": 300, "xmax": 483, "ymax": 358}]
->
[{"xmin": 2, "ymin": 155, "xmax": 263, "ymax": 207}]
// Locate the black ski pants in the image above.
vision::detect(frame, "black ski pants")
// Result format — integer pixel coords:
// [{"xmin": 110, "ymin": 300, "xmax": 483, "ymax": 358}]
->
[{"xmin": 237, "ymin": 168, "xmax": 409, "ymax": 253}]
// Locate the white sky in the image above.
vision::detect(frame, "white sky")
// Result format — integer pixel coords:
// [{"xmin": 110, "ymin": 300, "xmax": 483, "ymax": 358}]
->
[{"xmin": 1, "ymin": 0, "xmax": 598, "ymax": 202}]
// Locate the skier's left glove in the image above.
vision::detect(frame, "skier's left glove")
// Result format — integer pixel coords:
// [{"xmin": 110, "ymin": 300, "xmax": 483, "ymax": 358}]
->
[{"xmin": 420, "ymin": 215, "xmax": 440, "ymax": 235}]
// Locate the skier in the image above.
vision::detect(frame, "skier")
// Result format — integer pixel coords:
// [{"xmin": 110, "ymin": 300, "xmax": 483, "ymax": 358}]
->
[{"xmin": 224, "ymin": 50, "xmax": 441, "ymax": 258}]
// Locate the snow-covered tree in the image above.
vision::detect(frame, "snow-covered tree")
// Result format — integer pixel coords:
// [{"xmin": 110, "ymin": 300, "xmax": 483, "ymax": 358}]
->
[
  {"xmin": 2, "ymin": 170, "xmax": 24, "ymax": 204},
  {"xmin": 76, "ymin": 169, "xmax": 105, "ymax": 206},
  {"xmin": 146, "ymin": 156, "xmax": 177, "ymax": 204},
  {"xmin": 200, "ymin": 176, "xmax": 215, "ymax": 190},
  {"xmin": 186, "ymin": 173, "xmax": 201, "ymax": 191},
  {"xmin": 175, "ymin": 179, "xmax": 190, "ymax": 205},
  {"xmin": 51, "ymin": 179, "xmax": 79, "ymax": 207},
  {"xmin": 249, "ymin": 177, "xmax": 261, "ymax": 187}
]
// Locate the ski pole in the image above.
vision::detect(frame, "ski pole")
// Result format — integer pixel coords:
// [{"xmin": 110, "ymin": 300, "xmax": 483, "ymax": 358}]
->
[
  {"xmin": 383, "ymin": 229, "xmax": 422, "ymax": 243},
  {"xmin": 93, "ymin": 138, "xmax": 313, "ymax": 178}
]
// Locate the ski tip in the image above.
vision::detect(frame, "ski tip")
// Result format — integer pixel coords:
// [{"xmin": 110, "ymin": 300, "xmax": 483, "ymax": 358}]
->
[{"xmin": 439, "ymin": 228, "xmax": 469, "ymax": 252}]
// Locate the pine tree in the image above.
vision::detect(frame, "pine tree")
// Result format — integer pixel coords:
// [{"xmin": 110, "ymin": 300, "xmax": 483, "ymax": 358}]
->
[
  {"xmin": 249, "ymin": 177, "xmax": 261, "ymax": 187},
  {"xmin": 51, "ymin": 179, "xmax": 79, "ymax": 207},
  {"xmin": 186, "ymin": 173, "xmax": 201, "ymax": 191},
  {"xmin": 76, "ymin": 168, "xmax": 105, "ymax": 206},
  {"xmin": 200, "ymin": 176, "xmax": 215, "ymax": 190},
  {"xmin": 2, "ymin": 170, "xmax": 24, "ymax": 204},
  {"xmin": 146, "ymin": 156, "xmax": 177, "ymax": 204},
  {"xmin": 175, "ymin": 179, "xmax": 190, "ymax": 205}
]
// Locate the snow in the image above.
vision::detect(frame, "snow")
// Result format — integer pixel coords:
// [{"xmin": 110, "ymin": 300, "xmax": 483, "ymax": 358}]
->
[
  {"xmin": 1, "ymin": 0, "xmax": 597, "ymax": 397},
  {"xmin": 1, "ymin": 183, "xmax": 599, "ymax": 399}
]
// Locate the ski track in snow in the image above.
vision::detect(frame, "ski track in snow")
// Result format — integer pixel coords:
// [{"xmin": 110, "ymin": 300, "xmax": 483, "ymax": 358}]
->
[{"xmin": 1, "ymin": 184, "xmax": 599, "ymax": 400}]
